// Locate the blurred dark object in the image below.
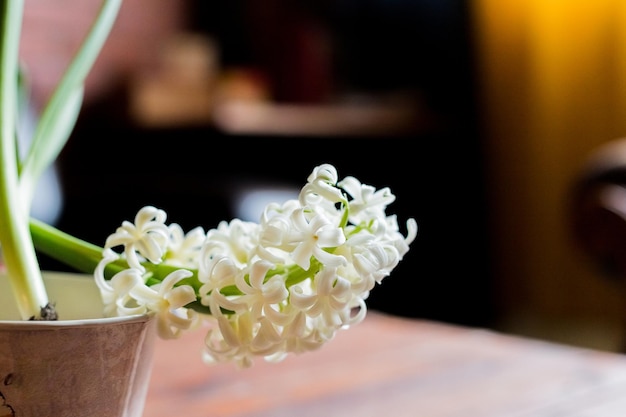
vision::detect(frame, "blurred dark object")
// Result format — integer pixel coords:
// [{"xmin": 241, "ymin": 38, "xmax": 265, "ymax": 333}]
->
[
  {"xmin": 570, "ymin": 139, "xmax": 626, "ymax": 282},
  {"xmin": 569, "ymin": 138, "xmax": 626, "ymax": 350}
]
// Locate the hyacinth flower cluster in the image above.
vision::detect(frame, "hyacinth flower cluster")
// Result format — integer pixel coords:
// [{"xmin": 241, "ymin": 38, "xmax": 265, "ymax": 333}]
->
[{"xmin": 91, "ymin": 163, "xmax": 416, "ymax": 367}]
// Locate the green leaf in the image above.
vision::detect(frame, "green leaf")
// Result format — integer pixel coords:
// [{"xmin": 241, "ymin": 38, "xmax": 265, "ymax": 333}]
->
[
  {"xmin": 0, "ymin": 0, "xmax": 49, "ymax": 320},
  {"xmin": 19, "ymin": 0, "xmax": 122, "ymax": 209}
]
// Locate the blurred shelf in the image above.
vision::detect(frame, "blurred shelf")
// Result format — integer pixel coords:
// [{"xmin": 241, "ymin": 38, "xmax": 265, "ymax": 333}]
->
[{"xmin": 209, "ymin": 99, "xmax": 430, "ymax": 137}]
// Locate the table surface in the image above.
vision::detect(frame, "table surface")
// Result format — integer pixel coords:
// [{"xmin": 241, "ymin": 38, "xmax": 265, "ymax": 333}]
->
[{"xmin": 143, "ymin": 311, "xmax": 626, "ymax": 417}]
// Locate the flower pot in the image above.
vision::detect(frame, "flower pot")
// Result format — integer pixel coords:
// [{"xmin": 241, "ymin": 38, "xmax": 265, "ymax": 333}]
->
[{"xmin": 0, "ymin": 271, "xmax": 157, "ymax": 417}]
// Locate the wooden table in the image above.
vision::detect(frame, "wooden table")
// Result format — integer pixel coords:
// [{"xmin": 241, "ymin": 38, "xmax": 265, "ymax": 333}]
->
[{"xmin": 143, "ymin": 312, "xmax": 626, "ymax": 416}]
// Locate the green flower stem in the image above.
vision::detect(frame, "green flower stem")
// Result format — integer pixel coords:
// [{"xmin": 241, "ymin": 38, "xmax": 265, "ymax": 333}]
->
[
  {"xmin": 29, "ymin": 218, "xmax": 105, "ymax": 277},
  {"xmin": 282, "ymin": 261, "xmax": 318, "ymax": 288}
]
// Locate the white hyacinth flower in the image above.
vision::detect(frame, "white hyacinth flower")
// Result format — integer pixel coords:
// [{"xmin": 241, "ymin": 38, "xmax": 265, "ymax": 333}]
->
[{"xmin": 104, "ymin": 206, "xmax": 169, "ymax": 271}]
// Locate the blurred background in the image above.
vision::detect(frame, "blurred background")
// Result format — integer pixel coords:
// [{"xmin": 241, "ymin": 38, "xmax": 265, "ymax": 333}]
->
[{"xmin": 19, "ymin": 0, "xmax": 626, "ymax": 351}]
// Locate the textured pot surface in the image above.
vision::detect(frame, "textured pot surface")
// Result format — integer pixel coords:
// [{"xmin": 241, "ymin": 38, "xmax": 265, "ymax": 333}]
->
[{"xmin": 0, "ymin": 272, "xmax": 157, "ymax": 417}]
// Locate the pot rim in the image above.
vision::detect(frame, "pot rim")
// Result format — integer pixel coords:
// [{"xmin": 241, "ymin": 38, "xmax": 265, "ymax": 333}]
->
[{"xmin": 0, "ymin": 312, "xmax": 153, "ymax": 328}]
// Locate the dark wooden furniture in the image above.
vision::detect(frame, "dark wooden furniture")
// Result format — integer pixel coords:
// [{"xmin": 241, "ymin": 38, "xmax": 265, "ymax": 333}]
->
[{"xmin": 144, "ymin": 312, "xmax": 626, "ymax": 416}]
